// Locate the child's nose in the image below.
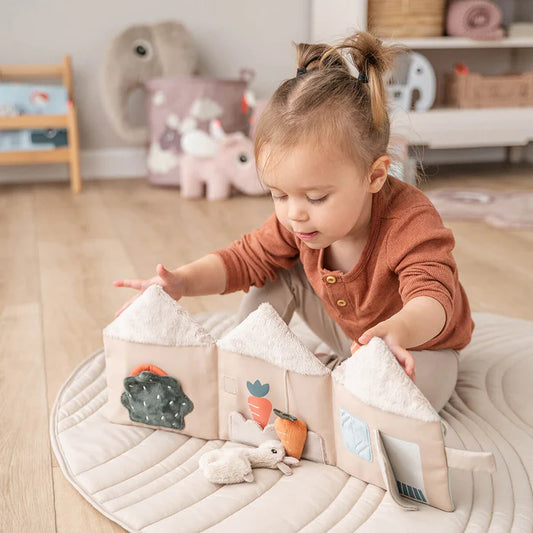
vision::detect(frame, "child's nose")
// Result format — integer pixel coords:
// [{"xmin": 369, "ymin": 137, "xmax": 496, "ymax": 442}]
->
[{"xmin": 288, "ymin": 200, "xmax": 308, "ymax": 222}]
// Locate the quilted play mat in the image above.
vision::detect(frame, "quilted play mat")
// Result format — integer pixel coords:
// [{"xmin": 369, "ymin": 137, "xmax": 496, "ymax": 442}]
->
[{"xmin": 51, "ymin": 299, "xmax": 533, "ymax": 532}]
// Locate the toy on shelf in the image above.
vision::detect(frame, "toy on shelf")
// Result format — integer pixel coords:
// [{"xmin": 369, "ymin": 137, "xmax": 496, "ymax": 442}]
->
[
  {"xmin": 387, "ymin": 52, "xmax": 436, "ymax": 112},
  {"xmin": 103, "ymin": 285, "xmax": 496, "ymax": 512},
  {"xmin": 198, "ymin": 440, "xmax": 299, "ymax": 484},
  {"xmin": 446, "ymin": 0, "xmax": 505, "ymax": 40},
  {"xmin": 100, "ymin": 20, "xmax": 198, "ymax": 145},
  {"xmin": 0, "ymin": 56, "xmax": 81, "ymax": 193}
]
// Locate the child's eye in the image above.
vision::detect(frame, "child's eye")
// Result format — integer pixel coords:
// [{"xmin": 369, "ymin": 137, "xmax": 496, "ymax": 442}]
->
[
  {"xmin": 307, "ymin": 195, "xmax": 328, "ymax": 204},
  {"xmin": 271, "ymin": 193, "xmax": 287, "ymax": 201}
]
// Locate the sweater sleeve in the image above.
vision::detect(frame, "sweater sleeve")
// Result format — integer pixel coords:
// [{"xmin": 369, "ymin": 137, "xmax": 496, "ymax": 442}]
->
[
  {"xmin": 212, "ymin": 214, "xmax": 300, "ymax": 294},
  {"xmin": 385, "ymin": 205, "xmax": 458, "ymax": 336}
]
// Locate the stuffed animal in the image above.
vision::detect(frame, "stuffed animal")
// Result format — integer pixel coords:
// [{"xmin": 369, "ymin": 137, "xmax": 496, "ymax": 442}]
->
[
  {"xmin": 446, "ymin": 0, "xmax": 505, "ymax": 40},
  {"xmin": 101, "ymin": 20, "xmax": 198, "ymax": 144},
  {"xmin": 387, "ymin": 52, "xmax": 436, "ymax": 112},
  {"xmin": 198, "ymin": 440, "xmax": 299, "ymax": 484},
  {"xmin": 179, "ymin": 119, "xmax": 266, "ymax": 200}
]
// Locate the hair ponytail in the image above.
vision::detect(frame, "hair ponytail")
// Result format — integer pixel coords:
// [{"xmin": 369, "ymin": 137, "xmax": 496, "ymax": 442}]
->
[{"xmin": 325, "ymin": 32, "xmax": 405, "ymax": 130}]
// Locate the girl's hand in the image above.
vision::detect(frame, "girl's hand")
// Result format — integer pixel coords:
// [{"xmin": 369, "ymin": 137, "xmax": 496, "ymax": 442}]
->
[
  {"xmin": 113, "ymin": 264, "xmax": 184, "ymax": 317},
  {"xmin": 353, "ymin": 318, "xmax": 416, "ymax": 382}
]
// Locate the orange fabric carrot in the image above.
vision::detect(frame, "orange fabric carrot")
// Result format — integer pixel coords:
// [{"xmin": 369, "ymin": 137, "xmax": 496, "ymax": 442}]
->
[{"xmin": 273, "ymin": 408, "xmax": 307, "ymax": 460}]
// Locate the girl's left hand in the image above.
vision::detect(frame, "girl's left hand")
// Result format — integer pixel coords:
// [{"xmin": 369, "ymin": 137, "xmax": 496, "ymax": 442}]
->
[{"xmin": 353, "ymin": 320, "xmax": 416, "ymax": 382}]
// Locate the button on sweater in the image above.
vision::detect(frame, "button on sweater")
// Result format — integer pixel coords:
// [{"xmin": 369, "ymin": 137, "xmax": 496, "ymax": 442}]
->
[{"xmin": 213, "ymin": 177, "xmax": 474, "ymax": 351}]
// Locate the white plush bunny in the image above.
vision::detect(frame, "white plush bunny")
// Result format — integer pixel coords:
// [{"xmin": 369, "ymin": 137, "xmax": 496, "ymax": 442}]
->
[{"xmin": 199, "ymin": 440, "xmax": 299, "ymax": 484}]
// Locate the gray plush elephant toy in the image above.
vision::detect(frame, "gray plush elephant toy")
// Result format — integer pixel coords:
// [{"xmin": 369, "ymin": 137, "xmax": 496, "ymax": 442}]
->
[{"xmin": 101, "ymin": 20, "xmax": 198, "ymax": 144}]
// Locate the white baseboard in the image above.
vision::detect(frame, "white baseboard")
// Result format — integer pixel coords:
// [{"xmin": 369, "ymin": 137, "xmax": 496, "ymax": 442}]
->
[{"xmin": 0, "ymin": 147, "xmax": 148, "ymax": 184}]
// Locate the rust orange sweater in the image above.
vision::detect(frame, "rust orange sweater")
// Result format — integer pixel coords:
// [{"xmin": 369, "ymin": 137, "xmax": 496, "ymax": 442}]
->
[{"xmin": 213, "ymin": 177, "xmax": 474, "ymax": 351}]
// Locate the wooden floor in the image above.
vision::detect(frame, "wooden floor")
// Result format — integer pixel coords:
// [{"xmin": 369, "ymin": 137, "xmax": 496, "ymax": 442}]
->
[{"xmin": 1, "ymin": 163, "xmax": 532, "ymax": 532}]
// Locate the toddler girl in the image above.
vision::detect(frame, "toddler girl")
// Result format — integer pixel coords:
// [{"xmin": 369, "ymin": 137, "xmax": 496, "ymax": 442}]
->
[{"xmin": 115, "ymin": 31, "xmax": 474, "ymax": 412}]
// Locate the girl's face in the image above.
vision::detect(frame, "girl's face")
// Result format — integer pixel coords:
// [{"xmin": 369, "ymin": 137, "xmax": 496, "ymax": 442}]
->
[{"xmin": 260, "ymin": 142, "xmax": 389, "ymax": 250}]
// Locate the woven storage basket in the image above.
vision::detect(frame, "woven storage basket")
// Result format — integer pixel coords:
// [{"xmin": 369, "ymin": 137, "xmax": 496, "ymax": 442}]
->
[
  {"xmin": 368, "ymin": 0, "xmax": 446, "ymax": 38},
  {"xmin": 445, "ymin": 72, "xmax": 533, "ymax": 108}
]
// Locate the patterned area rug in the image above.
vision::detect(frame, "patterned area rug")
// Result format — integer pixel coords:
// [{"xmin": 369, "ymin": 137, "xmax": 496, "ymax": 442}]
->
[{"xmin": 425, "ymin": 189, "xmax": 533, "ymax": 229}]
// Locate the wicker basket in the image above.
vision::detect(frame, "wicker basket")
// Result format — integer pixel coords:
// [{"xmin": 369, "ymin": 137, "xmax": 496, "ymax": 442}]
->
[
  {"xmin": 445, "ymin": 72, "xmax": 533, "ymax": 108},
  {"xmin": 368, "ymin": 0, "xmax": 446, "ymax": 38}
]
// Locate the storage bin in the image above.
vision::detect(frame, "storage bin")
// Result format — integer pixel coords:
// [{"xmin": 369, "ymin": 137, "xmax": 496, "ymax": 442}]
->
[
  {"xmin": 368, "ymin": 0, "xmax": 447, "ymax": 38},
  {"xmin": 445, "ymin": 71, "xmax": 533, "ymax": 108}
]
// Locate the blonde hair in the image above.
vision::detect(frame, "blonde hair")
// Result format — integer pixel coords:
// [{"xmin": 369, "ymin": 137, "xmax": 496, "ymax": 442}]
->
[{"xmin": 255, "ymin": 31, "xmax": 405, "ymax": 176}]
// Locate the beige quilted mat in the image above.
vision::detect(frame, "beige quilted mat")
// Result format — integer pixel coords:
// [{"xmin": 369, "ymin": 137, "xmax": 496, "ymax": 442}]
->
[{"xmin": 50, "ymin": 312, "xmax": 533, "ymax": 533}]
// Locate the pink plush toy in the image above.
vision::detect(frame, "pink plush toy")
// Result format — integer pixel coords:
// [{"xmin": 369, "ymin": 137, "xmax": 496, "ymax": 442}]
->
[
  {"xmin": 179, "ymin": 119, "xmax": 266, "ymax": 200},
  {"xmin": 446, "ymin": 0, "xmax": 505, "ymax": 40}
]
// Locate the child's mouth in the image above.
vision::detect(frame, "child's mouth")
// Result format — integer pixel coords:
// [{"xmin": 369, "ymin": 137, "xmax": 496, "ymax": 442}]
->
[{"xmin": 296, "ymin": 231, "xmax": 319, "ymax": 241}]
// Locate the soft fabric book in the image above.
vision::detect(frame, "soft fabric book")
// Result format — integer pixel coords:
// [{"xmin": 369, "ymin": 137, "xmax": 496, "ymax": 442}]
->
[{"xmin": 103, "ymin": 285, "xmax": 495, "ymax": 512}]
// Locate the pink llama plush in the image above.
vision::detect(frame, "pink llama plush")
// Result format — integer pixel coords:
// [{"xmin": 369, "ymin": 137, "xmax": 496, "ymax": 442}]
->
[{"xmin": 180, "ymin": 120, "xmax": 266, "ymax": 200}]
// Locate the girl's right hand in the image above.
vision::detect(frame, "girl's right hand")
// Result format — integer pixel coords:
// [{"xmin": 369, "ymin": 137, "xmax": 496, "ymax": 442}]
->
[{"xmin": 113, "ymin": 264, "xmax": 184, "ymax": 318}]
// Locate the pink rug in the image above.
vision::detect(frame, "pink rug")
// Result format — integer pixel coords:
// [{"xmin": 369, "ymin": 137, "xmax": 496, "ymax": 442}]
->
[{"xmin": 425, "ymin": 189, "xmax": 533, "ymax": 229}]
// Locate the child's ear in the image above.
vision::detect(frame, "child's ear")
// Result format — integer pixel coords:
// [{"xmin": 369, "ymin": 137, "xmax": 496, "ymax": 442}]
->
[{"xmin": 367, "ymin": 155, "xmax": 390, "ymax": 193}]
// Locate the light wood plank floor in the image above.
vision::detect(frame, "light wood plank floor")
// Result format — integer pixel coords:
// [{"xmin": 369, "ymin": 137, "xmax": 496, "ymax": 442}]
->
[{"xmin": 1, "ymin": 162, "xmax": 532, "ymax": 532}]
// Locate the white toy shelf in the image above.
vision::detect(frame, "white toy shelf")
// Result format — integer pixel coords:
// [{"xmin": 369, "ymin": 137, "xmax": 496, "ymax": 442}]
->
[{"xmin": 387, "ymin": 37, "xmax": 533, "ymax": 150}]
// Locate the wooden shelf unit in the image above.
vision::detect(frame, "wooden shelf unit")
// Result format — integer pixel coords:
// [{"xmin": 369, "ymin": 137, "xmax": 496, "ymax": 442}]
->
[{"xmin": 0, "ymin": 55, "xmax": 82, "ymax": 193}]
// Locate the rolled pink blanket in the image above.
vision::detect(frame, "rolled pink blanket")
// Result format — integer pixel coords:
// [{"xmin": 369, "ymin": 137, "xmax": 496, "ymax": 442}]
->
[{"xmin": 446, "ymin": 0, "xmax": 505, "ymax": 40}]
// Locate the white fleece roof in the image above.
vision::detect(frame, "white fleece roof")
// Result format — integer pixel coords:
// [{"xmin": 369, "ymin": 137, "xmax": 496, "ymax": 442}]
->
[
  {"xmin": 332, "ymin": 337, "xmax": 440, "ymax": 422},
  {"xmin": 103, "ymin": 285, "xmax": 214, "ymax": 346},
  {"xmin": 217, "ymin": 303, "xmax": 330, "ymax": 376}
]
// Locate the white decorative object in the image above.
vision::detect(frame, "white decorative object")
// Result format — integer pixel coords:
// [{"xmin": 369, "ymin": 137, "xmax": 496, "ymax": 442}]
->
[{"xmin": 387, "ymin": 52, "xmax": 436, "ymax": 112}]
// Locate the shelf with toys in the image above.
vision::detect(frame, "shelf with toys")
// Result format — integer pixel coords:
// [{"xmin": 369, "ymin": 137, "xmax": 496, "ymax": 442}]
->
[
  {"xmin": 389, "ymin": 56, "xmax": 533, "ymax": 149},
  {"xmin": 378, "ymin": 2, "xmax": 533, "ymax": 152},
  {"xmin": 311, "ymin": 0, "xmax": 533, "ymax": 153},
  {"xmin": 0, "ymin": 56, "xmax": 82, "ymax": 193}
]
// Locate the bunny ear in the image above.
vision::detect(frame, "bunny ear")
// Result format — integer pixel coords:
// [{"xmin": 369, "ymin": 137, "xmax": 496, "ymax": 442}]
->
[
  {"xmin": 209, "ymin": 119, "xmax": 226, "ymax": 140},
  {"xmin": 277, "ymin": 462, "xmax": 293, "ymax": 476},
  {"xmin": 283, "ymin": 456, "xmax": 300, "ymax": 466}
]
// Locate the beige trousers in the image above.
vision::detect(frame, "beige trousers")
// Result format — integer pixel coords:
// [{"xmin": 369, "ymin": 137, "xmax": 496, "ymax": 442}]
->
[{"xmin": 237, "ymin": 262, "xmax": 459, "ymax": 413}]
